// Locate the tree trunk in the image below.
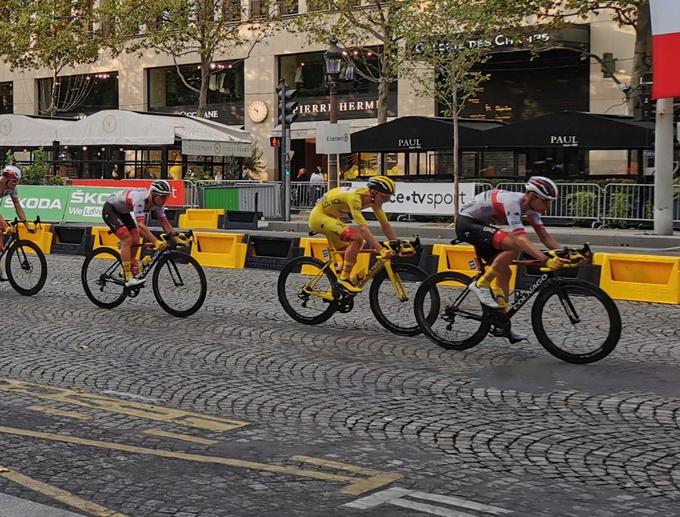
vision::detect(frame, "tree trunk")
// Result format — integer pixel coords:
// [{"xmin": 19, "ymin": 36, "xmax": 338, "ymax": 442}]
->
[
  {"xmin": 452, "ymin": 88, "xmax": 460, "ymax": 220},
  {"xmin": 198, "ymin": 56, "xmax": 211, "ymax": 118},
  {"xmin": 48, "ymin": 67, "xmax": 59, "ymax": 117},
  {"xmin": 377, "ymin": 56, "xmax": 391, "ymax": 125},
  {"xmin": 628, "ymin": 0, "xmax": 652, "ymax": 113}
]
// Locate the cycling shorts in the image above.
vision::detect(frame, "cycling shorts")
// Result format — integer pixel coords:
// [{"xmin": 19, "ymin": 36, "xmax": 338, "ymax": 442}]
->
[
  {"xmin": 308, "ymin": 204, "xmax": 351, "ymax": 251},
  {"xmin": 102, "ymin": 201, "xmax": 137, "ymax": 234},
  {"xmin": 455, "ymin": 215, "xmax": 508, "ymax": 263}
]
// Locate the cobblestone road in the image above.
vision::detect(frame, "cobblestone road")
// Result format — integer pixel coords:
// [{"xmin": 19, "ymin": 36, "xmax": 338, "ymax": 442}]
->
[{"xmin": 0, "ymin": 254, "xmax": 679, "ymax": 516}]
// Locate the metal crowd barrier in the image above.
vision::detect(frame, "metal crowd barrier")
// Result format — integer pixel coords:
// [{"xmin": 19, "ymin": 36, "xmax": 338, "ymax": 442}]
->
[
  {"xmin": 195, "ymin": 180, "xmax": 282, "ymax": 219},
  {"xmin": 290, "ymin": 181, "xmax": 329, "ymax": 209},
  {"xmin": 496, "ymin": 181, "xmax": 602, "ymax": 225},
  {"xmin": 602, "ymin": 183, "xmax": 680, "ymax": 227}
]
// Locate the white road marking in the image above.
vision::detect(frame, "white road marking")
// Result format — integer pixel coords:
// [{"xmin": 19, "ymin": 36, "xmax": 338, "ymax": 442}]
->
[{"xmin": 345, "ymin": 486, "xmax": 513, "ymax": 516}]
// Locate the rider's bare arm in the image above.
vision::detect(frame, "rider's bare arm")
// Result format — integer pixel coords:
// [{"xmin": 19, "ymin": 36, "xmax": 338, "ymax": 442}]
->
[
  {"xmin": 159, "ymin": 217, "xmax": 174, "ymax": 235},
  {"xmin": 136, "ymin": 220, "xmax": 158, "ymax": 244},
  {"xmin": 514, "ymin": 233, "xmax": 550, "ymax": 263},
  {"xmin": 12, "ymin": 198, "xmax": 27, "ymax": 223},
  {"xmin": 375, "ymin": 208, "xmax": 397, "ymax": 242},
  {"xmin": 534, "ymin": 224, "xmax": 560, "ymax": 251}
]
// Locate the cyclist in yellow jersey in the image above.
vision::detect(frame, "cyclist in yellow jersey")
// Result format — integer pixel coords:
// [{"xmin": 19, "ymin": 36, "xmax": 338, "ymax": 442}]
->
[{"xmin": 309, "ymin": 176, "xmax": 399, "ymax": 293}]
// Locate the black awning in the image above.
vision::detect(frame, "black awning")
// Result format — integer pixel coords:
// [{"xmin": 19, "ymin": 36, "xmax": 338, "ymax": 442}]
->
[
  {"xmin": 351, "ymin": 116, "xmax": 502, "ymax": 152},
  {"xmin": 482, "ymin": 111, "xmax": 655, "ymax": 149}
]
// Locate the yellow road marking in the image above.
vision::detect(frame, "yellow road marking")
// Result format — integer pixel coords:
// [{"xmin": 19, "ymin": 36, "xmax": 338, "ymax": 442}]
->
[
  {"xmin": 0, "ymin": 379, "xmax": 247, "ymax": 432},
  {"xmin": 293, "ymin": 455, "xmax": 403, "ymax": 495},
  {"xmin": 27, "ymin": 405, "xmax": 92, "ymax": 421},
  {"xmin": 0, "ymin": 426, "xmax": 399, "ymax": 495},
  {"xmin": 0, "ymin": 465, "xmax": 127, "ymax": 517},
  {"xmin": 142, "ymin": 429, "xmax": 218, "ymax": 445}
]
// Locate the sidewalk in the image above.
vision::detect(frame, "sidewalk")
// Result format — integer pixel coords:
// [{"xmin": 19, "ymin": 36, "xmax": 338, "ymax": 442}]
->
[
  {"xmin": 0, "ymin": 493, "xmax": 84, "ymax": 517},
  {"xmin": 262, "ymin": 215, "xmax": 680, "ymax": 255}
]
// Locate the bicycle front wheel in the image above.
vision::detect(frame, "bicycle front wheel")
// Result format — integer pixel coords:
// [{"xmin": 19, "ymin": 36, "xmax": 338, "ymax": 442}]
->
[
  {"xmin": 81, "ymin": 247, "xmax": 128, "ymax": 309},
  {"xmin": 277, "ymin": 256, "xmax": 338, "ymax": 325},
  {"xmin": 414, "ymin": 272, "xmax": 489, "ymax": 350},
  {"xmin": 369, "ymin": 262, "xmax": 432, "ymax": 336},
  {"xmin": 152, "ymin": 252, "xmax": 207, "ymax": 317},
  {"xmin": 6, "ymin": 240, "xmax": 48, "ymax": 296},
  {"xmin": 531, "ymin": 279, "xmax": 621, "ymax": 364}
]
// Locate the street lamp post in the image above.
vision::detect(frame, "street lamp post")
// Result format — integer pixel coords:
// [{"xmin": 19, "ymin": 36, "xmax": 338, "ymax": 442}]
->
[{"xmin": 324, "ymin": 37, "xmax": 343, "ymax": 189}]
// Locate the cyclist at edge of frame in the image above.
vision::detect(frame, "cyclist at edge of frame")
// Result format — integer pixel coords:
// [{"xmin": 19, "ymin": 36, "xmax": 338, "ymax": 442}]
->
[
  {"xmin": 102, "ymin": 179, "xmax": 186, "ymax": 288},
  {"xmin": 308, "ymin": 175, "xmax": 411, "ymax": 293},
  {"xmin": 456, "ymin": 176, "xmax": 579, "ymax": 342},
  {"xmin": 0, "ymin": 165, "xmax": 35, "ymax": 281}
]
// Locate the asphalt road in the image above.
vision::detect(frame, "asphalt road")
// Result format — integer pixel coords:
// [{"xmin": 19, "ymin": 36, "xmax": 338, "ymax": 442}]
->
[{"xmin": 0, "ymin": 254, "xmax": 679, "ymax": 516}]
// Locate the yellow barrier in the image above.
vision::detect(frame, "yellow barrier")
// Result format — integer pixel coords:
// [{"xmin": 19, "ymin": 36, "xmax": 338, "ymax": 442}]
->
[
  {"xmin": 178, "ymin": 209, "xmax": 222, "ymax": 229},
  {"xmin": 594, "ymin": 253, "xmax": 680, "ymax": 304},
  {"xmin": 190, "ymin": 231, "xmax": 247, "ymax": 269},
  {"xmin": 17, "ymin": 224, "xmax": 52, "ymax": 255},
  {"xmin": 431, "ymin": 243, "xmax": 517, "ymax": 289},
  {"xmin": 299, "ymin": 237, "xmax": 371, "ymax": 276}
]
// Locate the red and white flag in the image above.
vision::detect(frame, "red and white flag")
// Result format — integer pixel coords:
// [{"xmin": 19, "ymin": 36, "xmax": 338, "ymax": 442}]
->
[{"xmin": 650, "ymin": 0, "xmax": 680, "ymax": 99}]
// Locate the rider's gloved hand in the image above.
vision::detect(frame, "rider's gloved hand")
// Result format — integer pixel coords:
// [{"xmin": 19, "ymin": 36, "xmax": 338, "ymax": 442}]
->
[
  {"xmin": 543, "ymin": 255, "xmax": 569, "ymax": 271},
  {"xmin": 399, "ymin": 241, "xmax": 416, "ymax": 257},
  {"xmin": 24, "ymin": 221, "xmax": 37, "ymax": 232},
  {"xmin": 172, "ymin": 233, "xmax": 190, "ymax": 246},
  {"xmin": 3, "ymin": 225, "xmax": 15, "ymax": 235},
  {"xmin": 153, "ymin": 239, "xmax": 168, "ymax": 251}
]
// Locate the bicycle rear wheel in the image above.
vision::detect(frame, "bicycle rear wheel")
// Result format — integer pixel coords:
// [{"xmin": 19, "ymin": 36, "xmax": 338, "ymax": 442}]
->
[
  {"xmin": 531, "ymin": 279, "xmax": 621, "ymax": 364},
  {"xmin": 277, "ymin": 256, "xmax": 338, "ymax": 325},
  {"xmin": 369, "ymin": 262, "xmax": 433, "ymax": 336},
  {"xmin": 414, "ymin": 272, "xmax": 489, "ymax": 350},
  {"xmin": 152, "ymin": 252, "xmax": 207, "ymax": 317},
  {"xmin": 81, "ymin": 247, "xmax": 128, "ymax": 309},
  {"xmin": 6, "ymin": 240, "xmax": 47, "ymax": 296}
]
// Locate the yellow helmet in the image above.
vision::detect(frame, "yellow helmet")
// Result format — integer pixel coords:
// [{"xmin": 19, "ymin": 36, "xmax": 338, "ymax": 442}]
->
[{"xmin": 367, "ymin": 175, "xmax": 396, "ymax": 195}]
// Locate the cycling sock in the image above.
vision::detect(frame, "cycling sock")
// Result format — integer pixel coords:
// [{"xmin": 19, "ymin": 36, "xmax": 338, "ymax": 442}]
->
[
  {"xmin": 493, "ymin": 290, "xmax": 509, "ymax": 312},
  {"xmin": 122, "ymin": 260, "xmax": 132, "ymax": 280},
  {"xmin": 339, "ymin": 264, "xmax": 355, "ymax": 281},
  {"xmin": 476, "ymin": 269, "xmax": 496, "ymax": 288}
]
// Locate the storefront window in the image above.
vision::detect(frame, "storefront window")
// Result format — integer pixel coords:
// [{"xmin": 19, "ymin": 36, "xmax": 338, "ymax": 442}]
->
[
  {"xmin": 438, "ymin": 48, "xmax": 589, "ymax": 122},
  {"xmin": 148, "ymin": 61, "xmax": 244, "ymax": 125},
  {"xmin": 278, "ymin": 48, "xmax": 397, "ymax": 122},
  {"xmin": 37, "ymin": 73, "xmax": 118, "ymax": 116},
  {"xmin": 0, "ymin": 82, "xmax": 12, "ymax": 114}
]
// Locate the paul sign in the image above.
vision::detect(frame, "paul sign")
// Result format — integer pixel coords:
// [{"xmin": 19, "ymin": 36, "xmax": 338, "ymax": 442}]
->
[{"xmin": 550, "ymin": 135, "xmax": 578, "ymax": 147}]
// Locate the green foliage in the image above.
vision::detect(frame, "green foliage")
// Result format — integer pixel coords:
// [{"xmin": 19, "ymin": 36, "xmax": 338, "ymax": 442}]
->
[
  {"xmin": 287, "ymin": 0, "xmax": 419, "ymax": 124},
  {"xmin": 20, "ymin": 148, "xmax": 49, "ymax": 185},
  {"xmin": 104, "ymin": 0, "xmax": 277, "ymax": 117},
  {"xmin": 565, "ymin": 190, "xmax": 597, "ymax": 226},
  {"xmin": 0, "ymin": 0, "xmax": 107, "ymax": 115},
  {"xmin": 607, "ymin": 191, "xmax": 631, "ymax": 228}
]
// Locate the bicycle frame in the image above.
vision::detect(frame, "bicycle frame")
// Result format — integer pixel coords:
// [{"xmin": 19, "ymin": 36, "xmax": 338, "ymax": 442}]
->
[
  {"xmin": 0, "ymin": 217, "xmax": 42, "ymax": 262},
  {"xmin": 305, "ymin": 241, "xmax": 414, "ymax": 303}
]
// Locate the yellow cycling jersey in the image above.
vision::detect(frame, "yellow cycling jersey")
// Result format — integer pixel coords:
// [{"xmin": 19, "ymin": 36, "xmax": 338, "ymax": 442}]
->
[{"xmin": 316, "ymin": 186, "xmax": 389, "ymax": 226}]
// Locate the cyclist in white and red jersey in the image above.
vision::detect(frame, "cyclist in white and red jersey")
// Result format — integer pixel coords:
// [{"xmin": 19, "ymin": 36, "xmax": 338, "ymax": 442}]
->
[
  {"xmin": 456, "ymin": 176, "xmax": 571, "ymax": 340},
  {"xmin": 0, "ymin": 165, "xmax": 33, "ymax": 280},
  {"xmin": 102, "ymin": 180, "xmax": 177, "ymax": 287}
]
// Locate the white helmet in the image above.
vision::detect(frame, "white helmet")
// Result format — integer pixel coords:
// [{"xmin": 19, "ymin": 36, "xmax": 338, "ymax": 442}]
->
[
  {"xmin": 150, "ymin": 179, "xmax": 172, "ymax": 196},
  {"xmin": 525, "ymin": 176, "xmax": 558, "ymax": 200},
  {"xmin": 2, "ymin": 165, "xmax": 22, "ymax": 181}
]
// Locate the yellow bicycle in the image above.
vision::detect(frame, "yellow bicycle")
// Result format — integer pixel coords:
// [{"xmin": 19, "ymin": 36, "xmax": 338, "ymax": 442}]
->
[{"xmin": 277, "ymin": 238, "xmax": 436, "ymax": 336}]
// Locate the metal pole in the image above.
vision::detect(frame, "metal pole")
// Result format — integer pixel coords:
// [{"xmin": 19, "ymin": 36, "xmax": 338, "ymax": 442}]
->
[
  {"xmin": 328, "ymin": 76, "xmax": 339, "ymax": 189},
  {"xmin": 654, "ymin": 97, "xmax": 674, "ymax": 235}
]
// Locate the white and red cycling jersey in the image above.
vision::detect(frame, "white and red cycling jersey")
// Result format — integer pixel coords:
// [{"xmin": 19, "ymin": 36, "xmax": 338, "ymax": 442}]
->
[
  {"xmin": 106, "ymin": 188, "xmax": 167, "ymax": 223},
  {"xmin": 459, "ymin": 189, "xmax": 543, "ymax": 236}
]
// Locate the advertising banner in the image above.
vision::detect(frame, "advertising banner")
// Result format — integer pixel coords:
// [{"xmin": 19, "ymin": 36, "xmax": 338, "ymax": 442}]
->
[
  {"xmin": 351, "ymin": 181, "xmax": 476, "ymax": 216},
  {"xmin": 0, "ymin": 185, "xmax": 70, "ymax": 221},
  {"xmin": 63, "ymin": 186, "xmax": 119, "ymax": 223},
  {"xmin": 70, "ymin": 179, "xmax": 186, "ymax": 207}
]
